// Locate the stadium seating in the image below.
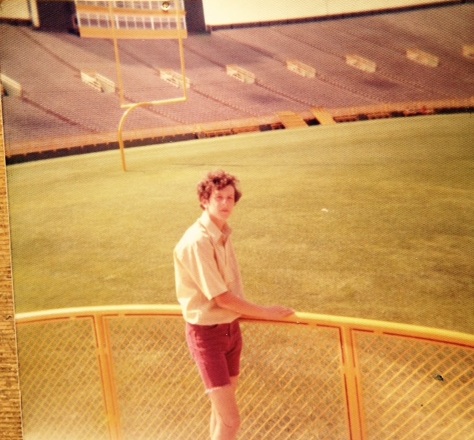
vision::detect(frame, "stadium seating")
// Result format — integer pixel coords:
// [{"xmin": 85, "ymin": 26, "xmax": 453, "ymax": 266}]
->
[{"xmin": 1, "ymin": 3, "xmax": 473, "ymax": 159}]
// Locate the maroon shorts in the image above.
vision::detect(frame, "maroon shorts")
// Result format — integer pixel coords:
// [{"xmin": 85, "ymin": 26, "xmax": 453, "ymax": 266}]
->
[{"xmin": 186, "ymin": 320, "xmax": 243, "ymax": 391}]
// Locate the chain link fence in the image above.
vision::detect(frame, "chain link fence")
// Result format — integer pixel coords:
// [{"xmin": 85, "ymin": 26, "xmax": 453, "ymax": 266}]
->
[{"xmin": 16, "ymin": 306, "xmax": 473, "ymax": 439}]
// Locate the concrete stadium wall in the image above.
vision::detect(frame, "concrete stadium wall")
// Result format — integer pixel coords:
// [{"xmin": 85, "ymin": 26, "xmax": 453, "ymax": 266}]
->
[
  {"xmin": 0, "ymin": 0, "xmax": 30, "ymax": 20},
  {"xmin": 202, "ymin": 0, "xmax": 460, "ymax": 27},
  {"xmin": 0, "ymin": 0, "xmax": 39, "ymax": 26}
]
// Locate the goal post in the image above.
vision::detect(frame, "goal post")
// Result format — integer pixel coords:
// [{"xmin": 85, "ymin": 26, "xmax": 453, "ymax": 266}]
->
[{"xmin": 74, "ymin": 0, "xmax": 189, "ymax": 170}]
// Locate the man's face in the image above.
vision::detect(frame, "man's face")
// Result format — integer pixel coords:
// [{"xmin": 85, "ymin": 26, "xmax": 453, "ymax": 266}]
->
[{"xmin": 202, "ymin": 185, "xmax": 236, "ymax": 227}]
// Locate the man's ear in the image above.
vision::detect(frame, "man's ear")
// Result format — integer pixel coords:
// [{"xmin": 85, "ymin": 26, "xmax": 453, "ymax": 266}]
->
[{"xmin": 200, "ymin": 196, "xmax": 209, "ymax": 209}]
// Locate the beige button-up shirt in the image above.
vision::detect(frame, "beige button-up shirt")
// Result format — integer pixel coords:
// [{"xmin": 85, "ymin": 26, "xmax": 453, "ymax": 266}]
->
[{"xmin": 174, "ymin": 211, "xmax": 244, "ymax": 325}]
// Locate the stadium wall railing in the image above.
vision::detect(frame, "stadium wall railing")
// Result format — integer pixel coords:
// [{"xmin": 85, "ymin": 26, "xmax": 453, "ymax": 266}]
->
[
  {"xmin": 5, "ymin": 97, "xmax": 474, "ymax": 165},
  {"xmin": 15, "ymin": 305, "xmax": 473, "ymax": 439}
]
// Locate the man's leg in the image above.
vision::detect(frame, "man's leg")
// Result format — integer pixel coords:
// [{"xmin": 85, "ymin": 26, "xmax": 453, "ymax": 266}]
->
[{"xmin": 209, "ymin": 376, "xmax": 240, "ymax": 440}]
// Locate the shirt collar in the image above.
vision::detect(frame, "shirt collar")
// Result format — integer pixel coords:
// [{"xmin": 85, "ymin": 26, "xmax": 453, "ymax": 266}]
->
[{"xmin": 199, "ymin": 210, "xmax": 232, "ymax": 242}]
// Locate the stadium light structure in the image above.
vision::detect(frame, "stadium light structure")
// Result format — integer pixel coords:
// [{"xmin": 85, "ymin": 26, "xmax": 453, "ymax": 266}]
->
[{"xmin": 74, "ymin": 0, "xmax": 188, "ymax": 170}]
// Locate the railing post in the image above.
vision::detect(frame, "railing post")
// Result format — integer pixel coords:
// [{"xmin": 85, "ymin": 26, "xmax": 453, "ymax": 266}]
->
[
  {"xmin": 94, "ymin": 314, "xmax": 122, "ymax": 440},
  {"xmin": 340, "ymin": 326, "xmax": 365, "ymax": 440}
]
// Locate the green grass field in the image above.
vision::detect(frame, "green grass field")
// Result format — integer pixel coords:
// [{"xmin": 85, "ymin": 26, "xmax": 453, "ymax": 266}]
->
[{"xmin": 7, "ymin": 113, "xmax": 474, "ymax": 333}]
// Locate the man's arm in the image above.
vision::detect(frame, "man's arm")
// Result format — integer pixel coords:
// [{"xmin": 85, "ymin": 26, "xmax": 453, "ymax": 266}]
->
[{"xmin": 214, "ymin": 292, "xmax": 294, "ymax": 321}]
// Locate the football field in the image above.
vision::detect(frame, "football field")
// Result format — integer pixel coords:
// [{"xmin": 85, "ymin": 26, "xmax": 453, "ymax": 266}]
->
[{"xmin": 7, "ymin": 113, "xmax": 474, "ymax": 333}]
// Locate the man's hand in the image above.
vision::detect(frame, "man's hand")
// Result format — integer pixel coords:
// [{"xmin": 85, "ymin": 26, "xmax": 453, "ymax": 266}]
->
[{"xmin": 261, "ymin": 305, "xmax": 295, "ymax": 320}]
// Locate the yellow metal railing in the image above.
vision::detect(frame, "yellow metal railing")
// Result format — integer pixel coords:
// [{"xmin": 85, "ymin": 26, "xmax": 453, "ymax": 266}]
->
[{"xmin": 15, "ymin": 305, "xmax": 474, "ymax": 439}]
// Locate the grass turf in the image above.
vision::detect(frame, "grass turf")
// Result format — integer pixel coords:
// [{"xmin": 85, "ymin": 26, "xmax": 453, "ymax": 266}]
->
[{"xmin": 7, "ymin": 113, "xmax": 474, "ymax": 333}]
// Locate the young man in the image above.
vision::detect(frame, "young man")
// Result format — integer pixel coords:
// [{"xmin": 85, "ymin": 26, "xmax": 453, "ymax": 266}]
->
[{"xmin": 173, "ymin": 170, "xmax": 294, "ymax": 440}]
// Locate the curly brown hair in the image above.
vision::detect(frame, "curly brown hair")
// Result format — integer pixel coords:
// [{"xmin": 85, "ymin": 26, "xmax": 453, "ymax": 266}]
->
[{"xmin": 197, "ymin": 170, "xmax": 242, "ymax": 209}]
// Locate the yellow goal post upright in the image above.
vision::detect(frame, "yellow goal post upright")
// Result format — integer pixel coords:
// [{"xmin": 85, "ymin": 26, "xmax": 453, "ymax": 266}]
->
[{"xmin": 74, "ymin": 0, "xmax": 188, "ymax": 170}]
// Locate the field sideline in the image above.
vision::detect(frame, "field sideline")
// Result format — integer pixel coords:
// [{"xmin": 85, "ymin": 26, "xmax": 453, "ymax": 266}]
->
[{"xmin": 7, "ymin": 113, "xmax": 474, "ymax": 334}]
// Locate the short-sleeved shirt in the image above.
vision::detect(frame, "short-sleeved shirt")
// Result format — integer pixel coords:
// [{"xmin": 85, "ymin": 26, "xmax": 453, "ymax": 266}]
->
[{"xmin": 173, "ymin": 211, "xmax": 244, "ymax": 325}]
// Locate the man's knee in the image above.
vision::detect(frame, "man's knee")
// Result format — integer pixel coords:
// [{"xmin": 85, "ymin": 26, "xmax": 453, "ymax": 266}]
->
[
  {"xmin": 209, "ymin": 385, "xmax": 241, "ymax": 436},
  {"xmin": 223, "ymin": 411, "xmax": 240, "ymax": 432},
  {"xmin": 213, "ymin": 399, "xmax": 240, "ymax": 432}
]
